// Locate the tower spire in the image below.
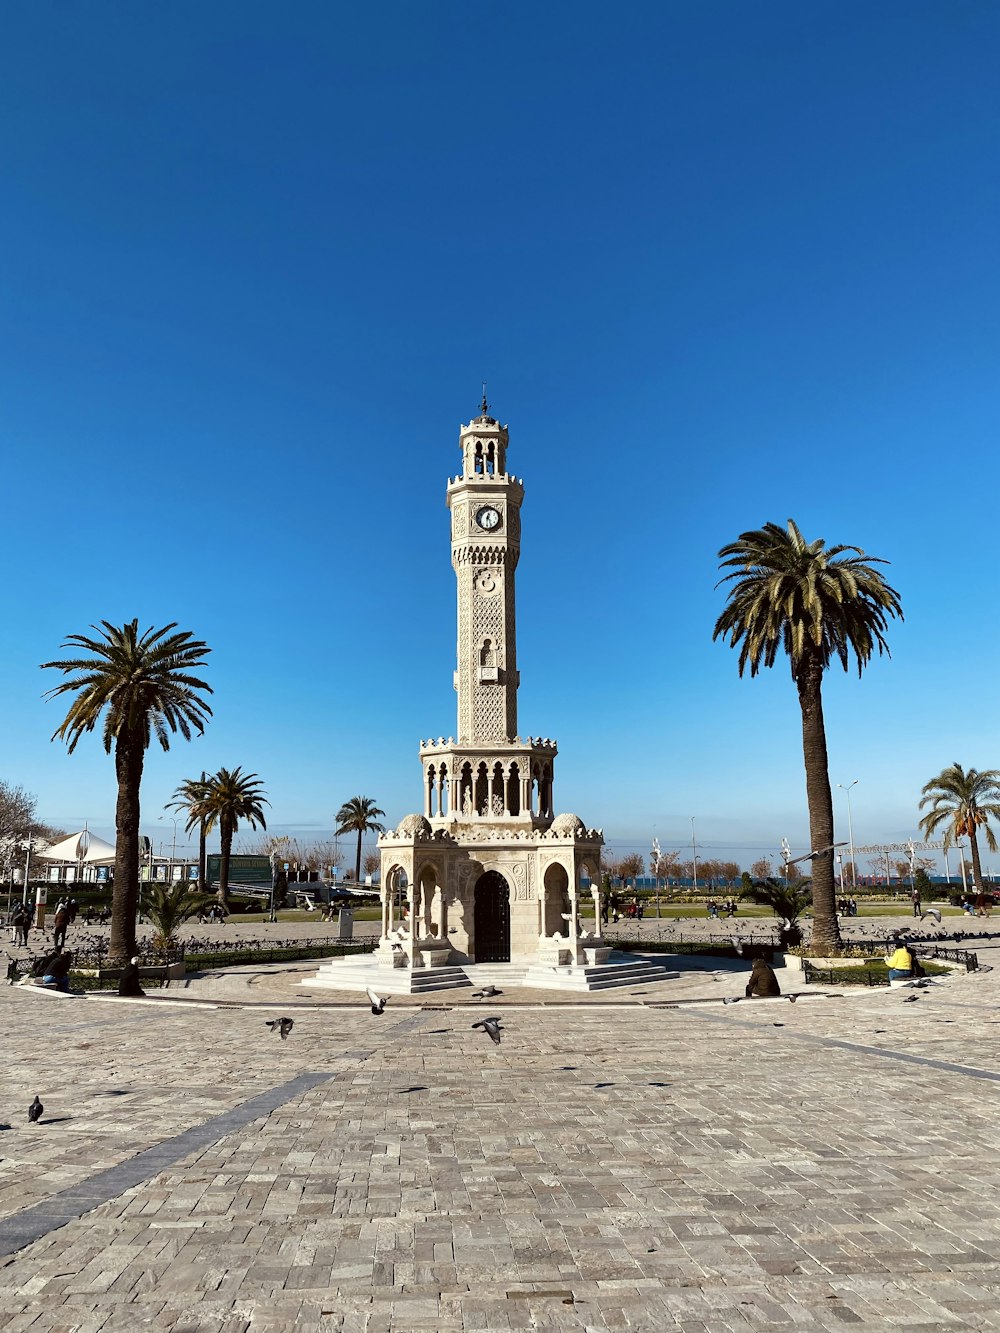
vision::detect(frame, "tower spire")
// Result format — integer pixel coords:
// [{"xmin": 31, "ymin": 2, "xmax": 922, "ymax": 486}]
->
[{"xmin": 480, "ymin": 382, "xmax": 490, "ymax": 418}]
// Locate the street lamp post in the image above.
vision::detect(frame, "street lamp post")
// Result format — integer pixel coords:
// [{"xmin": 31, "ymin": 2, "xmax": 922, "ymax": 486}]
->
[
  {"xmin": 269, "ymin": 850, "xmax": 279, "ymax": 923},
  {"xmin": 690, "ymin": 818, "xmax": 698, "ymax": 894},
  {"xmin": 837, "ymin": 780, "xmax": 859, "ymax": 893},
  {"xmin": 651, "ymin": 836, "xmax": 661, "ymax": 919},
  {"xmin": 159, "ymin": 814, "xmax": 180, "ymax": 883}
]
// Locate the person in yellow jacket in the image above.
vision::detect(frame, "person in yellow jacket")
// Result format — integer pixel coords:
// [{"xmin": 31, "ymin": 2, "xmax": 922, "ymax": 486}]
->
[{"xmin": 884, "ymin": 937, "xmax": 914, "ymax": 981}]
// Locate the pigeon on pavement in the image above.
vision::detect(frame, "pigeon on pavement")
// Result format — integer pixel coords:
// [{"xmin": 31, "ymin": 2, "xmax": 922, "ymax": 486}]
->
[
  {"xmin": 472, "ymin": 985, "xmax": 502, "ymax": 999},
  {"xmin": 722, "ymin": 996, "xmax": 741, "ymax": 1006},
  {"xmin": 472, "ymin": 1017, "xmax": 503, "ymax": 1045},
  {"xmin": 28, "ymin": 1095, "xmax": 43, "ymax": 1123},
  {"xmin": 366, "ymin": 986, "xmax": 388, "ymax": 1015}
]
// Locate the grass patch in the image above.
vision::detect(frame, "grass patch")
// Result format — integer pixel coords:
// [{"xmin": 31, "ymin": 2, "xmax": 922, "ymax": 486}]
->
[
  {"xmin": 804, "ymin": 959, "xmax": 951, "ymax": 986},
  {"xmin": 185, "ymin": 940, "xmax": 377, "ymax": 971}
]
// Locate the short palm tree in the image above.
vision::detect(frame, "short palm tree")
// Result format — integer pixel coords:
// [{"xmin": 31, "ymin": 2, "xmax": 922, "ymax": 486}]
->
[
  {"xmin": 335, "ymin": 796, "xmax": 386, "ymax": 884},
  {"xmin": 42, "ymin": 620, "xmax": 212, "ymax": 963},
  {"xmin": 714, "ymin": 520, "xmax": 902, "ymax": 954},
  {"xmin": 740, "ymin": 873, "xmax": 812, "ymax": 948},
  {"xmin": 919, "ymin": 763, "xmax": 1000, "ymax": 897},
  {"xmin": 181, "ymin": 767, "xmax": 268, "ymax": 905},
  {"xmin": 142, "ymin": 880, "xmax": 212, "ymax": 951}
]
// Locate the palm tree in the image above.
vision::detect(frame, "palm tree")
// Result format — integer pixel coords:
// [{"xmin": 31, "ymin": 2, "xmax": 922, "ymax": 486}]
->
[
  {"xmin": 335, "ymin": 796, "xmax": 386, "ymax": 884},
  {"xmin": 181, "ymin": 767, "xmax": 268, "ymax": 906},
  {"xmin": 42, "ymin": 620, "xmax": 212, "ymax": 963},
  {"xmin": 713, "ymin": 520, "xmax": 902, "ymax": 954},
  {"xmin": 142, "ymin": 880, "xmax": 212, "ymax": 951},
  {"xmin": 919, "ymin": 763, "xmax": 1000, "ymax": 897},
  {"xmin": 168, "ymin": 772, "xmax": 209, "ymax": 893},
  {"xmin": 739, "ymin": 873, "xmax": 812, "ymax": 948}
]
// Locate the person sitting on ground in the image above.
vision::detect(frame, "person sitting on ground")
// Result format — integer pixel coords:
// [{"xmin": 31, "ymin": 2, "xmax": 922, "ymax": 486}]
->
[
  {"xmin": 884, "ymin": 936, "xmax": 915, "ymax": 981},
  {"xmin": 745, "ymin": 956, "xmax": 782, "ymax": 998},
  {"xmin": 41, "ymin": 949, "xmax": 73, "ymax": 992},
  {"xmin": 117, "ymin": 955, "xmax": 145, "ymax": 998}
]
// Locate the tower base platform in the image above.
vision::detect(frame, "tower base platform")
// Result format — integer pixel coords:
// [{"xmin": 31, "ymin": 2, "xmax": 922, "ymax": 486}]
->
[{"xmin": 302, "ymin": 950, "xmax": 679, "ymax": 996}]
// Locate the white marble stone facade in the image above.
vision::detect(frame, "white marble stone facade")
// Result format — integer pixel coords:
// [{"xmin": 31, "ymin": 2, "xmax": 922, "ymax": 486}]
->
[{"xmin": 377, "ymin": 404, "xmax": 606, "ymax": 971}]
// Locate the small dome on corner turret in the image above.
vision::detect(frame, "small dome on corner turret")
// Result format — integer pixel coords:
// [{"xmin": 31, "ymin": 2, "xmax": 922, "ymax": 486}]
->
[
  {"xmin": 396, "ymin": 813, "xmax": 432, "ymax": 838},
  {"xmin": 550, "ymin": 812, "xmax": 587, "ymax": 837}
]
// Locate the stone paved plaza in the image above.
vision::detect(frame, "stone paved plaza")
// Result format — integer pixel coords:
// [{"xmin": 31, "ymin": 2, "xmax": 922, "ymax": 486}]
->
[{"xmin": 2, "ymin": 922, "xmax": 1000, "ymax": 1331}]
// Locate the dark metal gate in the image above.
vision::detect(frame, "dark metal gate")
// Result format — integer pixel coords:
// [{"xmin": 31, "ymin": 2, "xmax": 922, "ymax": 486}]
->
[{"xmin": 474, "ymin": 871, "xmax": 511, "ymax": 963}]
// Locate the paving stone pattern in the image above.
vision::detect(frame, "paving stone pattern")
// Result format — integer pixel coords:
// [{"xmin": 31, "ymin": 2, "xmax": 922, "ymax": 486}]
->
[{"xmin": 1, "ymin": 935, "xmax": 1000, "ymax": 1330}]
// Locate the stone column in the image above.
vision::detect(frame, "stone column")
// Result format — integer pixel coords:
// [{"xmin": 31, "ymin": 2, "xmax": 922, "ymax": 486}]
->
[
  {"xmin": 538, "ymin": 879, "xmax": 547, "ymax": 937},
  {"xmin": 591, "ymin": 883, "xmax": 603, "ymax": 932}
]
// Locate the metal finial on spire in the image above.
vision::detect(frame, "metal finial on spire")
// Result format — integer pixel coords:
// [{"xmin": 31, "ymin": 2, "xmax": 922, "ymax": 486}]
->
[{"xmin": 480, "ymin": 382, "xmax": 490, "ymax": 417}]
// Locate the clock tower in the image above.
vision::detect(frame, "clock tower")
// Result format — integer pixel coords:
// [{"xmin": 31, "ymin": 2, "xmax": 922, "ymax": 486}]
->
[{"xmin": 448, "ymin": 397, "xmax": 523, "ymax": 745}]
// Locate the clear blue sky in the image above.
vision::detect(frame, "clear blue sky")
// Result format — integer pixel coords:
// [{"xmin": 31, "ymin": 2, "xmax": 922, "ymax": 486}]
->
[{"xmin": 3, "ymin": 2, "xmax": 999, "ymax": 873}]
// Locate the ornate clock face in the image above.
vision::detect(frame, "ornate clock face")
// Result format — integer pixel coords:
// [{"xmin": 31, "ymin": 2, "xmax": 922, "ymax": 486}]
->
[{"xmin": 476, "ymin": 506, "xmax": 501, "ymax": 532}]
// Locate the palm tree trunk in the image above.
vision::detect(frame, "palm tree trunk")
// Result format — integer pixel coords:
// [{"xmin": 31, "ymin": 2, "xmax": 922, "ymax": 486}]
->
[
  {"xmin": 110, "ymin": 730, "xmax": 144, "ymax": 964},
  {"xmin": 355, "ymin": 828, "xmax": 362, "ymax": 884},
  {"xmin": 198, "ymin": 771, "xmax": 207, "ymax": 894},
  {"xmin": 969, "ymin": 829, "xmax": 985, "ymax": 895},
  {"xmin": 218, "ymin": 817, "xmax": 232, "ymax": 907},
  {"xmin": 795, "ymin": 656, "xmax": 842, "ymax": 954}
]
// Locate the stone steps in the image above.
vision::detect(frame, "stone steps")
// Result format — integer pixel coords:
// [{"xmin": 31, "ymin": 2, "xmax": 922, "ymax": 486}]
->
[{"xmin": 522, "ymin": 955, "xmax": 678, "ymax": 992}]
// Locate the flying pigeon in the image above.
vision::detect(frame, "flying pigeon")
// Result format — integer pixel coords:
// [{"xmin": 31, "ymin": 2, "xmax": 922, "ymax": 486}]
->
[
  {"xmin": 28, "ymin": 1096, "xmax": 43, "ymax": 1123},
  {"xmin": 472, "ymin": 985, "xmax": 502, "ymax": 999},
  {"xmin": 472, "ymin": 1017, "xmax": 503, "ymax": 1045},
  {"xmin": 921, "ymin": 908, "xmax": 942, "ymax": 924},
  {"xmin": 730, "ymin": 937, "xmax": 744, "ymax": 956},
  {"xmin": 366, "ymin": 986, "xmax": 387, "ymax": 1015},
  {"xmin": 264, "ymin": 1018, "xmax": 294, "ymax": 1040}
]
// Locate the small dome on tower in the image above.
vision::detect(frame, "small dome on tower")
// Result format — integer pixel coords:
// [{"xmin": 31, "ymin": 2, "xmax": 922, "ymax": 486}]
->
[
  {"xmin": 396, "ymin": 813, "xmax": 432, "ymax": 838},
  {"xmin": 550, "ymin": 812, "xmax": 587, "ymax": 837}
]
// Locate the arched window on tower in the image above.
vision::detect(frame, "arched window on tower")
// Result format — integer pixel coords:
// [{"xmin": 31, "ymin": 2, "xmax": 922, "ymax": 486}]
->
[
  {"xmin": 475, "ymin": 762, "xmax": 489, "ymax": 816},
  {"xmin": 506, "ymin": 762, "xmax": 520, "ymax": 816}
]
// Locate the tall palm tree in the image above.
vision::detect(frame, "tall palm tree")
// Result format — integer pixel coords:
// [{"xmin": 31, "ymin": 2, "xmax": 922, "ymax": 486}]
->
[
  {"xmin": 335, "ymin": 796, "xmax": 386, "ymax": 884},
  {"xmin": 168, "ymin": 772, "xmax": 209, "ymax": 893},
  {"xmin": 181, "ymin": 767, "xmax": 268, "ymax": 906},
  {"xmin": 713, "ymin": 520, "xmax": 902, "ymax": 954},
  {"xmin": 42, "ymin": 620, "xmax": 212, "ymax": 962},
  {"xmin": 919, "ymin": 763, "xmax": 1000, "ymax": 896}
]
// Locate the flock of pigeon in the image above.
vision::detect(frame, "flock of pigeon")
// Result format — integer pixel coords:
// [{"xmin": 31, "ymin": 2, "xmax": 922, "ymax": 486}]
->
[{"xmin": 258, "ymin": 983, "xmax": 509, "ymax": 1047}]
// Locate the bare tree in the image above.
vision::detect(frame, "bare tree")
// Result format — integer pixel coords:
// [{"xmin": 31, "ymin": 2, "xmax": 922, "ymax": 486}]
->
[
  {"xmin": 750, "ymin": 857, "xmax": 772, "ymax": 880},
  {"xmin": 362, "ymin": 850, "xmax": 380, "ymax": 877}
]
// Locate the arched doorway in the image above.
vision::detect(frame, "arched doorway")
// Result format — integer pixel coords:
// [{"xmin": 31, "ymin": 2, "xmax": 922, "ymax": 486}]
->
[{"xmin": 473, "ymin": 870, "xmax": 511, "ymax": 963}]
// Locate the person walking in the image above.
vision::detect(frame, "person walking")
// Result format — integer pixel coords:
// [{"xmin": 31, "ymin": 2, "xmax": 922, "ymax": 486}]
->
[
  {"xmin": 911, "ymin": 885, "xmax": 921, "ymax": 918},
  {"xmin": 12, "ymin": 905, "xmax": 29, "ymax": 947},
  {"xmin": 52, "ymin": 901, "xmax": 70, "ymax": 949}
]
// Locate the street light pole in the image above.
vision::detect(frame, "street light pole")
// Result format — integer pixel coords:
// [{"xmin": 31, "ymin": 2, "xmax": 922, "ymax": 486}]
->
[
  {"xmin": 837, "ymin": 780, "xmax": 859, "ymax": 892},
  {"xmin": 651, "ymin": 836, "xmax": 660, "ymax": 919},
  {"xmin": 690, "ymin": 818, "xmax": 698, "ymax": 894}
]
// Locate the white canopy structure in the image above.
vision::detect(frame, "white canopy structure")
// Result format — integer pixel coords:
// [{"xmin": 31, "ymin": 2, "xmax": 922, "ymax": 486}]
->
[{"xmin": 37, "ymin": 830, "xmax": 118, "ymax": 866}]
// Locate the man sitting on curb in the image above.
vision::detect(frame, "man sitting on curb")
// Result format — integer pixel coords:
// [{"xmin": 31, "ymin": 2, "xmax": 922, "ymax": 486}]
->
[
  {"xmin": 745, "ymin": 956, "xmax": 782, "ymax": 998},
  {"xmin": 884, "ymin": 936, "xmax": 916, "ymax": 982}
]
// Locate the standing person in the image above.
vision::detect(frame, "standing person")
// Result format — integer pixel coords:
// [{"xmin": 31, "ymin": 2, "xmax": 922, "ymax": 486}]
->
[
  {"xmin": 849, "ymin": 897, "xmax": 858, "ymax": 917},
  {"xmin": 911, "ymin": 885, "xmax": 921, "ymax": 918},
  {"xmin": 67, "ymin": 897, "xmax": 79, "ymax": 924},
  {"xmin": 12, "ymin": 905, "xmax": 29, "ymax": 947},
  {"xmin": 52, "ymin": 901, "xmax": 70, "ymax": 949}
]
